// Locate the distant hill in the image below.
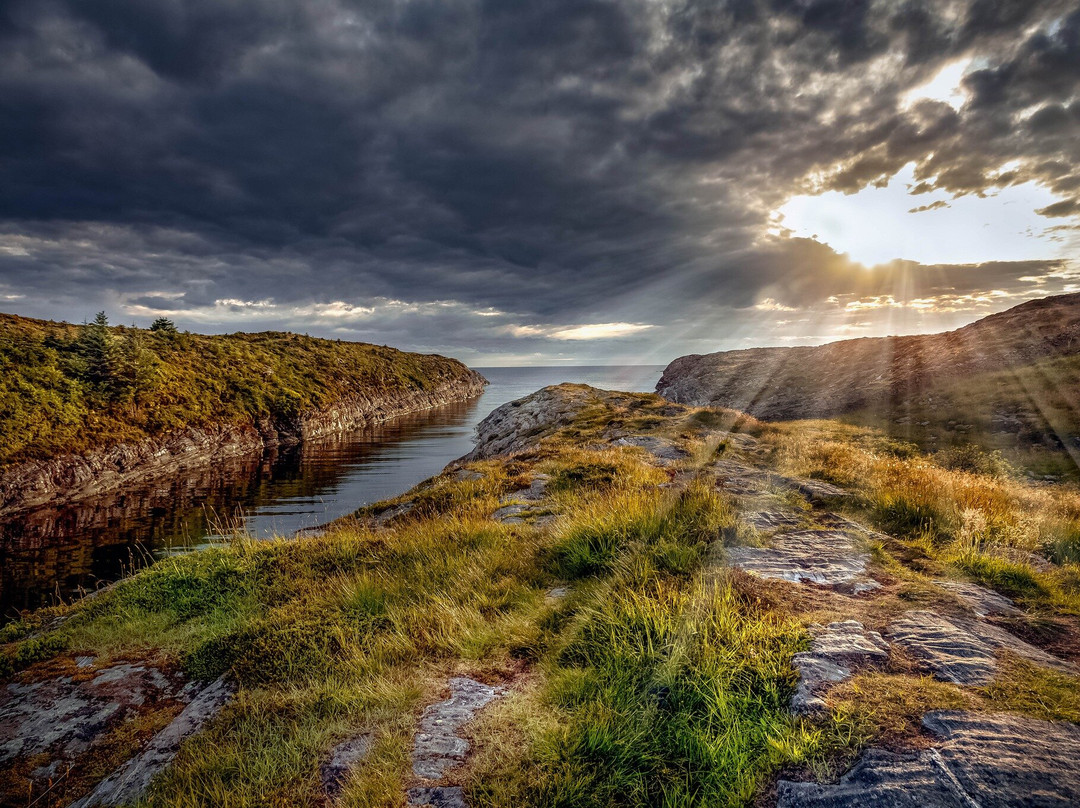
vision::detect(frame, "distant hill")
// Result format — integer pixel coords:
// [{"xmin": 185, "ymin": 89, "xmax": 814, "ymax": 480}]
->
[{"xmin": 658, "ymin": 293, "xmax": 1080, "ymax": 477}]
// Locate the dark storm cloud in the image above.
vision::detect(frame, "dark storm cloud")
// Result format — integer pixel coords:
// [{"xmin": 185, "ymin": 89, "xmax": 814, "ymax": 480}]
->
[{"xmin": 0, "ymin": 0, "xmax": 1078, "ymax": 360}]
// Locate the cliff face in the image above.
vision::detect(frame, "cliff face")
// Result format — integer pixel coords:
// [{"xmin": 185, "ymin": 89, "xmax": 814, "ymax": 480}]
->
[
  {"xmin": 0, "ymin": 372, "xmax": 486, "ymax": 515},
  {"xmin": 658, "ymin": 292, "xmax": 1080, "ymax": 419}
]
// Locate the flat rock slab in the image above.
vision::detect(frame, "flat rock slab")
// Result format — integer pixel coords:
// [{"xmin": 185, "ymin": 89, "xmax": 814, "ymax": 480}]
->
[
  {"xmin": 411, "ymin": 677, "xmax": 501, "ymax": 782},
  {"xmin": 792, "ymin": 621, "xmax": 889, "ymax": 713},
  {"xmin": 744, "ymin": 509, "xmax": 803, "ymax": 532},
  {"xmin": 778, "ymin": 476, "xmax": 851, "ymax": 503},
  {"xmin": 611, "ymin": 436, "xmax": 688, "ymax": 463},
  {"xmin": 887, "ymin": 610, "xmax": 1075, "ymax": 685},
  {"xmin": 887, "ymin": 610, "xmax": 999, "ymax": 685},
  {"xmin": 320, "ymin": 733, "xmax": 373, "ymax": 801},
  {"xmin": 726, "ymin": 530, "xmax": 880, "ymax": 593},
  {"xmin": 491, "ymin": 504, "xmax": 529, "ymax": 523},
  {"xmin": 501, "ymin": 475, "xmax": 549, "ymax": 504},
  {"xmin": 0, "ymin": 663, "xmax": 185, "ymax": 765},
  {"xmin": 407, "ymin": 786, "xmax": 467, "ymax": 808},
  {"xmin": 711, "ymin": 460, "xmax": 771, "ymax": 495},
  {"xmin": 778, "ymin": 711, "xmax": 1080, "ymax": 807},
  {"xmin": 936, "ymin": 580, "xmax": 1022, "ymax": 617},
  {"xmin": 70, "ymin": 676, "xmax": 233, "ymax": 808}
]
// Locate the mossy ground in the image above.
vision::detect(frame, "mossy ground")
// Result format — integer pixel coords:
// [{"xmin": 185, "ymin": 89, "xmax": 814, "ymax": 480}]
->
[
  {"xmin": 0, "ymin": 311, "xmax": 480, "ymax": 468},
  {"xmin": 4, "ymin": 387, "xmax": 1080, "ymax": 807}
]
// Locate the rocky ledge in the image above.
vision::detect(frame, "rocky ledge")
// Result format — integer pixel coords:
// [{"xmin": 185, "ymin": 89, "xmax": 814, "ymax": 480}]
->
[{"xmin": 0, "ymin": 372, "xmax": 486, "ymax": 516}]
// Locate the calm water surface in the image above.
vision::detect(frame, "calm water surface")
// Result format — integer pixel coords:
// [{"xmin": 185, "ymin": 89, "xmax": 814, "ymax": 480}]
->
[{"xmin": 1, "ymin": 366, "xmax": 663, "ymax": 617}]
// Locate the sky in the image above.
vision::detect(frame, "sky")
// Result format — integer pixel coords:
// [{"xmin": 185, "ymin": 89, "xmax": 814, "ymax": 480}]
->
[{"xmin": 1, "ymin": 1, "xmax": 1079, "ymax": 366}]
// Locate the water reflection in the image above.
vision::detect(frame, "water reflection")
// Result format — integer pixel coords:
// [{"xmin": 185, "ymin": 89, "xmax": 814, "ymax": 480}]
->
[
  {"xmin": 1, "ymin": 366, "xmax": 664, "ymax": 619},
  {"xmin": 0, "ymin": 398, "xmax": 482, "ymax": 616}
]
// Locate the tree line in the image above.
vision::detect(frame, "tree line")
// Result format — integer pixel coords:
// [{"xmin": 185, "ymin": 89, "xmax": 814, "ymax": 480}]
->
[{"xmin": 72, "ymin": 313, "xmax": 178, "ymax": 413}]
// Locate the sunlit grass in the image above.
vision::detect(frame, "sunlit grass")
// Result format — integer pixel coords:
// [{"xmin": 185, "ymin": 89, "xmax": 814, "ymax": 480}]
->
[
  {"xmin": 6, "ymin": 390, "xmax": 1080, "ymax": 806},
  {"xmin": 765, "ymin": 419, "xmax": 1080, "ymax": 614}
]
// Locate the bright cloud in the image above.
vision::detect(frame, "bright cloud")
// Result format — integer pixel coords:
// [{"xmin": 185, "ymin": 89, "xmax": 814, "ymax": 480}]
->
[
  {"xmin": 901, "ymin": 59, "xmax": 972, "ymax": 110},
  {"xmin": 775, "ymin": 163, "xmax": 1070, "ymax": 267}
]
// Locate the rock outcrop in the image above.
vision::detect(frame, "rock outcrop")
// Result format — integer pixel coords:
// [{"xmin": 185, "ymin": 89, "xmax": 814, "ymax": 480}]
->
[
  {"xmin": 778, "ymin": 711, "xmax": 1080, "ymax": 807},
  {"xmin": 792, "ymin": 621, "xmax": 889, "ymax": 713},
  {"xmin": 656, "ymin": 292, "xmax": 1080, "ymax": 420},
  {"xmin": 464, "ymin": 384, "xmax": 599, "ymax": 460},
  {"xmin": 1, "ymin": 660, "xmax": 233, "ymax": 807},
  {"xmin": 0, "ymin": 373, "xmax": 486, "ymax": 516},
  {"xmin": 70, "ymin": 676, "xmax": 233, "ymax": 808},
  {"xmin": 726, "ymin": 530, "xmax": 880, "ymax": 594},
  {"xmin": 887, "ymin": 610, "xmax": 1077, "ymax": 685}
]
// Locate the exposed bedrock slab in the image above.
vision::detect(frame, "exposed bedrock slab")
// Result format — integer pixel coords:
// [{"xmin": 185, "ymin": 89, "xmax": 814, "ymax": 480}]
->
[
  {"xmin": 407, "ymin": 786, "xmax": 467, "ymax": 808},
  {"xmin": 887, "ymin": 610, "xmax": 999, "ymax": 685},
  {"xmin": 792, "ymin": 621, "xmax": 889, "ymax": 713},
  {"xmin": 320, "ymin": 733, "xmax": 372, "ymax": 802},
  {"xmin": 744, "ymin": 509, "xmax": 803, "ymax": 532},
  {"xmin": 611, "ymin": 435, "xmax": 688, "ymax": 463},
  {"xmin": 777, "ymin": 711, "xmax": 1080, "ymax": 807},
  {"xmin": 491, "ymin": 503, "xmax": 530, "ymax": 523},
  {"xmin": 69, "ymin": 676, "xmax": 233, "ymax": 808},
  {"xmin": 411, "ymin": 677, "xmax": 501, "ymax": 783},
  {"xmin": 451, "ymin": 468, "xmax": 484, "ymax": 482},
  {"xmin": 492, "ymin": 475, "xmax": 552, "ymax": 524},
  {"xmin": 726, "ymin": 530, "xmax": 880, "ymax": 593},
  {"xmin": 0, "ymin": 663, "xmax": 185, "ymax": 764},
  {"xmin": 778, "ymin": 476, "xmax": 851, "ymax": 503},
  {"xmin": 710, "ymin": 460, "xmax": 771, "ymax": 495},
  {"xmin": 887, "ymin": 610, "xmax": 1076, "ymax": 685},
  {"xmin": 373, "ymin": 501, "xmax": 415, "ymax": 526},
  {"xmin": 935, "ymin": 580, "xmax": 1022, "ymax": 617}
]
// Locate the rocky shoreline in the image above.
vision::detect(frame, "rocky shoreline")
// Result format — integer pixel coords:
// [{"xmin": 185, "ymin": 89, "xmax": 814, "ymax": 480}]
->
[{"xmin": 0, "ymin": 373, "xmax": 486, "ymax": 516}]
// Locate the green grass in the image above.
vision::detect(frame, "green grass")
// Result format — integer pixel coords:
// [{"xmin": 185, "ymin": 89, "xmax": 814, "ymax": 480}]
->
[
  {"xmin": 0, "ymin": 311, "xmax": 481, "ymax": 467},
  {"xmin": 7, "ymin": 388, "xmax": 1080, "ymax": 807}
]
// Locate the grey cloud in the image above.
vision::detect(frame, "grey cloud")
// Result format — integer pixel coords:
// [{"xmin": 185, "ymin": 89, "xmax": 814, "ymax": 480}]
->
[{"xmin": 0, "ymin": 0, "xmax": 1077, "ymax": 361}]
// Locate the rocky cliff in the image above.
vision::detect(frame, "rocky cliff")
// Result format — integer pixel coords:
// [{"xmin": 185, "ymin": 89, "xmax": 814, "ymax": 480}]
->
[
  {"xmin": 657, "ymin": 292, "xmax": 1080, "ymax": 420},
  {"xmin": 0, "ymin": 372, "xmax": 486, "ymax": 515}
]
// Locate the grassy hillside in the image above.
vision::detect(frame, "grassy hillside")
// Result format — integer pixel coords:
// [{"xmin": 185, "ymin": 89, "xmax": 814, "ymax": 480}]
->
[
  {"xmin": 844, "ymin": 352, "xmax": 1080, "ymax": 480},
  {"xmin": 0, "ymin": 312, "xmax": 482, "ymax": 468},
  {"xmin": 658, "ymin": 293, "xmax": 1080, "ymax": 480},
  {"xmin": 3, "ymin": 387, "xmax": 1079, "ymax": 806}
]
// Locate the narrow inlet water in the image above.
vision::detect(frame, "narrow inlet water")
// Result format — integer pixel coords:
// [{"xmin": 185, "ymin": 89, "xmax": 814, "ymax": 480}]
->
[{"xmin": 1, "ymin": 366, "xmax": 664, "ymax": 617}]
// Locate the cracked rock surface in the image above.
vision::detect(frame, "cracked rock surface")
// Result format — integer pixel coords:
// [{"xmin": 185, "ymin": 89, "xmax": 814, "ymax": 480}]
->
[
  {"xmin": 778, "ymin": 711, "xmax": 1080, "ymax": 807},
  {"xmin": 408, "ymin": 677, "xmax": 501, "ymax": 806},
  {"xmin": 0, "ymin": 663, "xmax": 185, "ymax": 765},
  {"xmin": 792, "ymin": 621, "xmax": 889, "ymax": 713},
  {"xmin": 887, "ymin": 610, "xmax": 1075, "ymax": 685},
  {"xmin": 726, "ymin": 530, "xmax": 880, "ymax": 593},
  {"xmin": 70, "ymin": 676, "xmax": 233, "ymax": 808},
  {"xmin": 935, "ymin": 580, "xmax": 1022, "ymax": 617}
]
